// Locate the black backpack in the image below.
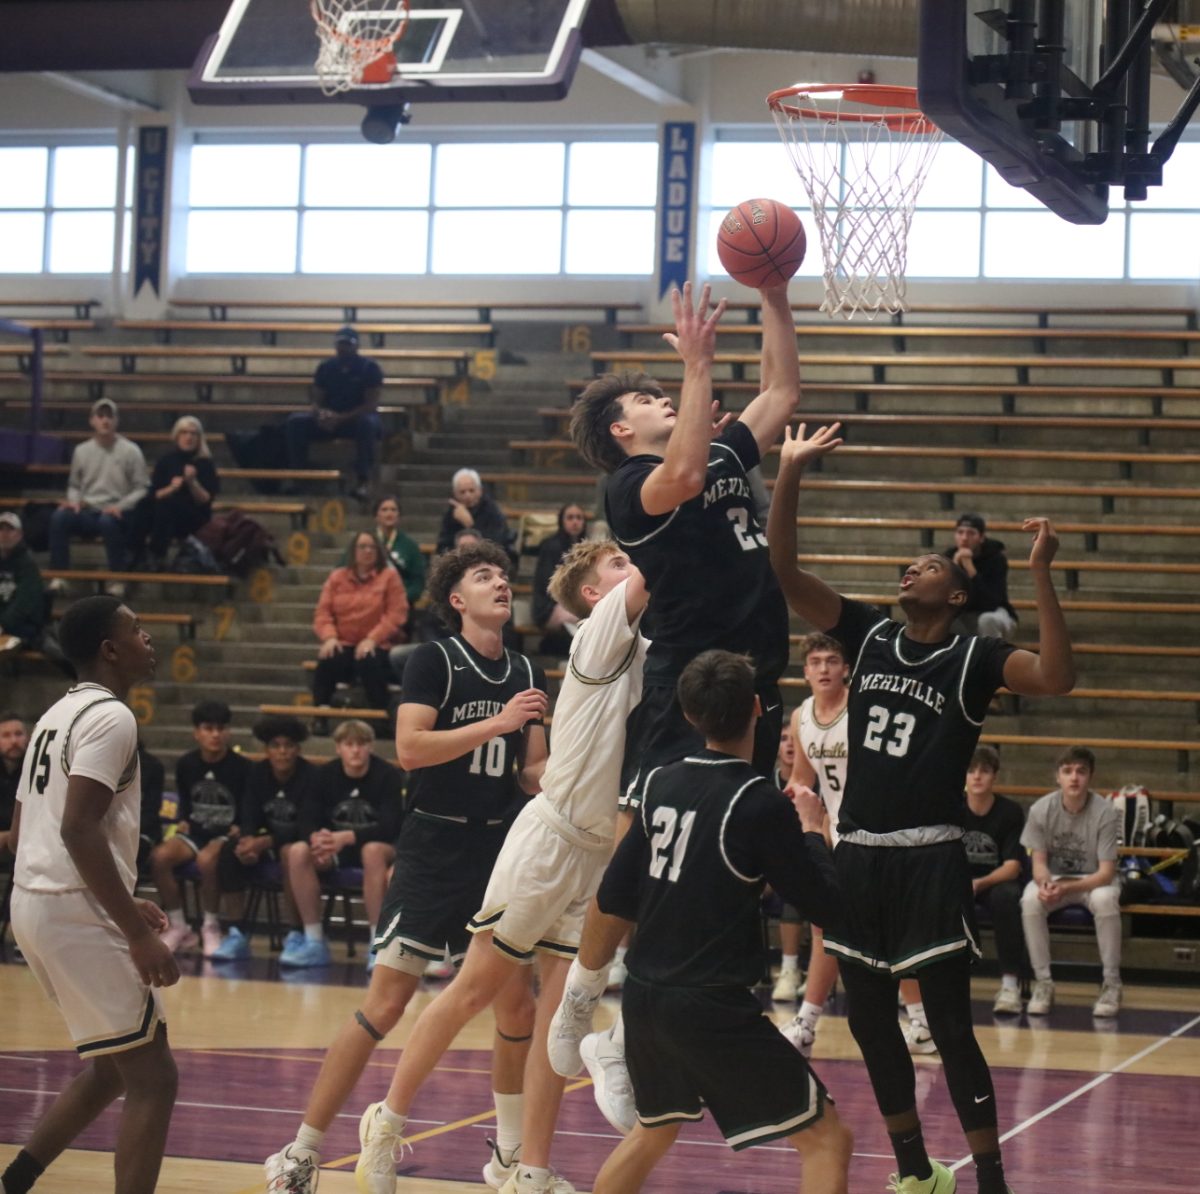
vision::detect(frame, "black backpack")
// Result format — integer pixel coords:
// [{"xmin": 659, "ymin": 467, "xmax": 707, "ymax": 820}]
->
[{"xmin": 195, "ymin": 510, "xmax": 281, "ymax": 577}]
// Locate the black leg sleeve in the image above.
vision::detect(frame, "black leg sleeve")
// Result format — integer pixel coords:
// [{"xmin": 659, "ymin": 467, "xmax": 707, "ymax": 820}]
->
[{"xmin": 839, "ymin": 961, "xmax": 917, "ymax": 1117}]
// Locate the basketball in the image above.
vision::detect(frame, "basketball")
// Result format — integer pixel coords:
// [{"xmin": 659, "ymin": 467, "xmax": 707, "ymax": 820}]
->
[{"xmin": 716, "ymin": 198, "xmax": 806, "ymax": 288}]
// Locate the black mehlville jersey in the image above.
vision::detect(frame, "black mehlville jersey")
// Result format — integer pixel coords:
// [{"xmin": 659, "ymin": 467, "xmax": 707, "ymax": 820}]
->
[
  {"xmin": 605, "ymin": 422, "xmax": 789, "ymax": 687},
  {"xmin": 597, "ymin": 750, "xmax": 838, "ymax": 988},
  {"xmin": 400, "ymin": 636, "xmax": 547, "ymax": 821},
  {"xmin": 830, "ymin": 599, "xmax": 1015, "ymax": 836},
  {"xmin": 241, "ymin": 757, "xmax": 315, "ymax": 846}
]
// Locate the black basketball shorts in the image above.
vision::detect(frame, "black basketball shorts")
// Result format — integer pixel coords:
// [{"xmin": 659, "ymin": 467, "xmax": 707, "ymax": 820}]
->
[{"xmin": 623, "ymin": 976, "xmax": 830, "ymax": 1149}]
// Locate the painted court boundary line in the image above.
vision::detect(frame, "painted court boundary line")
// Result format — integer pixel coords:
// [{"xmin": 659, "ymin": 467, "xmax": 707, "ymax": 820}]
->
[{"xmin": 948, "ymin": 1011, "xmax": 1200, "ymax": 1173}]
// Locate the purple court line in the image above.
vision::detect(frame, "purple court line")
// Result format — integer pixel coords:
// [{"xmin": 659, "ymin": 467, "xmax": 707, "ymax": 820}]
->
[{"xmin": 946, "ymin": 1010, "xmax": 1200, "ymax": 1173}]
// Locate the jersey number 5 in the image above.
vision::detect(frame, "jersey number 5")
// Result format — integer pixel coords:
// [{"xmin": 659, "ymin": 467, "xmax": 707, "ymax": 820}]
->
[
  {"xmin": 863, "ymin": 706, "xmax": 916, "ymax": 758},
  {"xmin": 25, "ymin": 728, "xmax": 58, "ymax": 796},
  {"xmin": 648, "ymin": 806, "xmax": 696, "ymax": 883}
]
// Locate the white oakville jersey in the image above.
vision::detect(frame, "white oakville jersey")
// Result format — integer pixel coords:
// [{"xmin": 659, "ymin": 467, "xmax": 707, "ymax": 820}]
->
[
  {"xmin": 795, "ymin": 695, "xmax": 849, "ymax": 845},
  {"xmin": 15, "ymin": 683, "xmax": 141, "ymax": 895},
  {"xmin": 537, "ymin": 577, "xmax": 647, "ymax": 843}
]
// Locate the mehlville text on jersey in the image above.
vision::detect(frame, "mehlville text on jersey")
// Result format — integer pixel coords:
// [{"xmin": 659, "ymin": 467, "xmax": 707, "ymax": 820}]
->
[{"xmin": 856, "ymin": 672, "xmax": 947, "ymax": 714}]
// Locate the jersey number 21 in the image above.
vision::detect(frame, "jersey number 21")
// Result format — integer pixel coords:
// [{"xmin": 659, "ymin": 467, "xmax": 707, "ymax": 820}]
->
[{"xmin": 648, "ymin": 806, "xmax": 696, "ymax": 883}]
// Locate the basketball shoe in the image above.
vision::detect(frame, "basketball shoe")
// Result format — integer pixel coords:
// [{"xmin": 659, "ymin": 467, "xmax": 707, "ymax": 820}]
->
[
  {"xmin": 547, "ymin": 984, "xmax": 600, "ymax": 1077},
  {"xmin": 498, "ymin": 1167, "xmax": 578, "ymax": 1193},
  {"xmin": 1092, "ymin": 980, "xmax": 1122, "ymax": 1018},
  {"xmin": 886, "ymin": 1159, "xmax": 956, "ymax": 1193},
  {"xmin": 905, "ymin": 1020, "xmax": 938, "ymax": 1055},
  {"xmin": 992, "ymin": 984, "xmax": 1023, "ymax": 1015},
  {"xmin": 264, "ymin": 1144, "xmax": 319, "ymax": 1193},
  {"xmin": 781, "ymin": 1012, "xmax": 816, "ymax": 1058},
  {"xmin": 580, "ymin": 1030, "xmax": 636, "ymax": 1135},
  {"xmin": 771, "ymin": 966, "xmax": 804, "ymax": 1002},
  {"xmin": 160, "ymin": 923, "xmax": 197, "ymax": 954},
  {"xmin": 354, "ymin": 1102, "xmax": 407, "ymax": 1194},
  {"xmin": 1026, "ymin": 978, "xmax": 1055, "ymax": 1015},
  {"xmin": 482, "ymin": 1139, "xmax": 519, "ymax": 1189}
]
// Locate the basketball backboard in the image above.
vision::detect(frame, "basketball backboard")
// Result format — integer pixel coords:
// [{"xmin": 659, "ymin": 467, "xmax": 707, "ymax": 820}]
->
[
  {"xmin": 189, "ymin": 0, "xmax": 591, "ymax": 106},
  {"xmin": 918, "ymin": 0, "xmax": 1200, "ymax": 224}
]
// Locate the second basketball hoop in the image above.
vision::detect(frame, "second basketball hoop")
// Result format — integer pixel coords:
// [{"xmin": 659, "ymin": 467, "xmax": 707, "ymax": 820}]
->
[{"xmin": 768, "ymin": 83, "xmax": 944, "ymax": 321}]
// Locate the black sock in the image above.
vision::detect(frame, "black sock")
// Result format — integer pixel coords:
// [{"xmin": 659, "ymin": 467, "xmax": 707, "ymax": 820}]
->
[
  {"xmin": 974, "ymin": 1150, "xmax": 1007, "ymax": 1194},
  {"xmin": 888, "ymin": 1127, "xmax": 932, "ymax": 1181},
  {"xmin": 2, "ymin": 1148, "xmax": 46, "ymax": 1194}
]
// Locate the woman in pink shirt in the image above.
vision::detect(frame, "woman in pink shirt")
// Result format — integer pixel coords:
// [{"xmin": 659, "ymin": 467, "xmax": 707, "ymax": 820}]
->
[{"xmin": 312, "ymin": 532, "xmax": 408, "ymax": 727}]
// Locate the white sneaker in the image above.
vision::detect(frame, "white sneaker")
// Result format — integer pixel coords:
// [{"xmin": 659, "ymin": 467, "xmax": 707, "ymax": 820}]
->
[
  {"xmin": 46, "ymin": 577, "xmax": 68, "ymax": 595},
  {"xmin": 606, "ymin": 957, "xmax": 627, "ymax": 991},
  {"xmin": 104, "ymin": 580, "xmax": 126, "ymax": 599},
  {"xmin": 354, "ymin": 1102, "xmax": 406, "ymax": 1194},
  {"xmin": 771, "ymin": 967, "xmax": 804, "ymax": 1002},
  {"xmin": 780, "ymin": 1012, "xmax": 816, "ymax": 1059},
  {"xmin": 1093, "ymin": 981, "xmax": 1122, "ymax": 1018},
  {"xmin": 498, "ymin": 1168, "xmax": 578, "ymax": 1193},
  {"xmin": 906, "ymin": 1021, "xmax": 938, "ymax": 1055},
  {"xmin": 992, "ymin": 985, "xmax": 1023, "ymax": 1015},
  {"xmin": 482, "ymin": 1138, "xmax": 519, "ymax": 1189},
  {"xmin": 580, "ymin": 1030, "xmax": 636, "ymax": 1135},
  {"xmin": 264, "ymin": 1144, "xmax": 319, "ymax": 1193},
  {"xmin": 1027, "ymin": 978, "xmax": 1055, "ymax": 1016},
  {"xmin": 547, "ymin": 984, "xmax": 600, "ymax": 1078},
  {"xmin": 201, "ymin": 922, "xmax": 223, "ymax": 958},
  {"xmin": 160, "ymin": 923, "xmax": 198, "ymax": 954}
]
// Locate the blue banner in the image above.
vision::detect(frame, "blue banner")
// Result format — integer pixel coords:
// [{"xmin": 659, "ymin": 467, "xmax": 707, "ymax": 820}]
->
[
  {"xmin": 658, "ymin": 122, "xmax": 695, "ymax": 299},
  {"xmin": 134, "ymin": 126, "xmax": 168, "ymax": 298}
]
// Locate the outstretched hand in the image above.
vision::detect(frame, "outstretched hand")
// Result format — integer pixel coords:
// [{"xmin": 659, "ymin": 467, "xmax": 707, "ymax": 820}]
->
[
  {"xmin": 662, "ymin": 281, "xmax": 726, "ymax": 366},
  {"xmin": 778, "ymin": 422, "xmax": 843, "ymax": 472},
  {"xmin": 1024, "ymin": 516, "xmax": 1059, "ymax": 570},
  {"xmin": 710, "ymin": 401, "xmax": 736, "ymax": 439}
]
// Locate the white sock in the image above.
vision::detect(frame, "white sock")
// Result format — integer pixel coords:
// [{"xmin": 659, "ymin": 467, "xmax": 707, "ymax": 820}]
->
[
  {"xmin": 167, "ymin": 908, "xmax": 185, "ymax": 928},
  {"xmin": 295, "ymin": 1123, "xmax": 325, "ymax": 1155},
  {"xmin": 368, "ymin": 923, "xmax": 377, "ymax": 945},
  {"xmin": 608, "ymin": 1010, "xmax": 625, "ymax": 1050},
  {"xmin": 568, "ymin": 958, "xmax": 608, "ymax": 999},
  {"xmin": 799, "ymin": 999, "xmax": 824, "ymax": 1027},
  {"xmin": 304, "ymin": 923, "xmax": 324, "ymax": 943},
  {"xmin": 379, "ymin": 1102, "xmax": 407, "ymax": 1132},
  {"xmin": 611, "ymin": 945, "xmax": 627, "ymax": 970},
  {"xmin": 780, "ymin": 954, "xmax": 799, "ymax": 972},
  {"xmin": 905, "ymin": 1000, "xmax": 927, "ymax": 1026},
  {"xmin": 203, "ymin": 911, "xmax": 220, "ymax": 929},
  {"xmin": 493, "ymin": 1091, "xmax": 523, "ymax": 1157},
  {"xmin": 1001, "ymin": 974, "xmax": 1020, "ymax": 991},
  {"xmin": 520, "ymin": 1166, "xmax": 551, "ymax": 1185}
]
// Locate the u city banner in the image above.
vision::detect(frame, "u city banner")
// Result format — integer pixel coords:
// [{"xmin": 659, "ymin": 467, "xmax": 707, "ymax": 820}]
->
[
  {"xmin": 658, "ymin": 121, "xmax": 695, "ymax": 298},
  {"xmin": 135, "ymin": 126, "xmax": 169, "ymax": 298}
]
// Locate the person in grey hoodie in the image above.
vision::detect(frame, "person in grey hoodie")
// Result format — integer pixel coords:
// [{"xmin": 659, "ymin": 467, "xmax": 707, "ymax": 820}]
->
[{"xmin": 48, "ymin": 399, "xmax": 148, "ymax": 592}]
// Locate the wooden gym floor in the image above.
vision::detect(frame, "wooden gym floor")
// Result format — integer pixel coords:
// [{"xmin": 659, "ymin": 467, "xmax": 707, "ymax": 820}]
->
[{"xmin": 2, "ymin": 951, "xmax": 1198, "ymax": 1192}]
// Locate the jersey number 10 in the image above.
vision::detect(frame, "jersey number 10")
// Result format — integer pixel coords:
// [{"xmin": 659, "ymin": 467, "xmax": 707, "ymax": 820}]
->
[{"xmin": 468, "ymin": 737, "xmax": 507, "ymax": 778}]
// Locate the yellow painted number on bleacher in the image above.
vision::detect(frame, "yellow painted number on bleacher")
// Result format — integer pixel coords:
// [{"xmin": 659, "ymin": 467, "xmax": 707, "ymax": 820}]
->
[
  {"xmin": 287, "ymin": 531, "xmax": 311, "ymax": 566},
  {"xmin": 561, "ymin": 324, "xmax": 592, "ymax": 354},
  {"xmin": 129, "ymin": 686, "xmax": 155, "ymax": 726},
  {"xmin": 446, "ymin": 376, "xmax": 470, "ymax": 405},
  {"xmin": 292, "ymin": 692, "xmax": 313, "ymax": 707},
  {"xmin": 320, "ymin": 499, "xmax": 345, "ymax": 535},
  {"xmin": 171, "ymin": 645, "xmax": 197, "ymax": 684},
  {"xmin": 213, "ymin": 604, "xmax": 236, "ymax": 642},
  {"xmin": 249, "ymin": 568, "xmax": 274, "ymax": 604},
  {"xmin": 473, "ymin": 349, "xmax": 497, "ymax": 380}
]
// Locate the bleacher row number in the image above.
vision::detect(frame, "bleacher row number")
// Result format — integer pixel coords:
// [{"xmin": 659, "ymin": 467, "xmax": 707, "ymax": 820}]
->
[
  {"xmin": 561, "ymin": 324, "xmax": 592, "ymax": 354},
  {"xmin": 213, "ymin": 604, "xmax": 236, "ymax": 642},
  {"xmin": 293, "ymin": 692, "xmax": 313, "ymax": 707},
  {"xmin": 287, "ymin": 531, "xmax": 311, "ymax": 566},
  {"xmin": 171, "ymin": 645, "xmax": 197, "ymax": 684},
  {"xmin": 250, "ymin": 568, "xmax": 274, "ymax": 604},
  {"xmin": 472, "ymin": 349, "xmax": 496, "ymax": 381},
  {"xmin": 130, "ymin": 686, "xmax": 155, "ymax": 726},
  {"xmin": 307, "ymin": 499, "xmax": 345, "ymax": 536}
]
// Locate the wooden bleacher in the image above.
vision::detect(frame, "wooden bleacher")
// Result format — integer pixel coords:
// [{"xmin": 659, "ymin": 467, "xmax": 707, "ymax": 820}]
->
[
  {"xmin": 170, "ymin": 297, "xmax": 642, "ymax": 324},
  {"xmin": 0, "ymin": 298, "xmax": 101, "ymax": 318},
  {"xmin": 81, "ymin": 344, "xmax": 473, "ymax": 376},
  {"xmin": 24, "ymin": 462, "xmax": 342, "ymax": 488},
  {"xmin": 115, "ymin": 318, "xmax": 495, "ymax": 347},
  {"xmin": 43, "ymin": 569, "xmax": 231, "ymax": 589}
]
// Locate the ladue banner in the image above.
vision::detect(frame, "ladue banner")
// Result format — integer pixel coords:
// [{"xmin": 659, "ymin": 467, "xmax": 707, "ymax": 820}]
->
[
  {"xmin": 135, "ymin": 126, "xmax": 168, "ymax": 298},
  {"xmin": 658, "ymin": 122, "xmax": 695, "ymax": 299}
]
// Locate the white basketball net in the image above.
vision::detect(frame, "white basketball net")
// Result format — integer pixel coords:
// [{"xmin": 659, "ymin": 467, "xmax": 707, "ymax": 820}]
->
[
  {"xmin": 311, "ymin": 0, "xmax": 409, "ymax": 95},
  {"xmin": 770, "ymin": 87, "xmax": 944, "ymax": 320}
]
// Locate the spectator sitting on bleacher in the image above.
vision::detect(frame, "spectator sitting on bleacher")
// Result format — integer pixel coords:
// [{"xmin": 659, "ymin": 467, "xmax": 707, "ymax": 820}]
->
[
  {"xmin": 0, "ymin": 511, "xmax": 46, "ymax": 653},
  {"xmin": 135, "ymin": 416, "xmax": 219, "ymax": 571},
  {"xmin": 286, "ymin": 325, "xmax": 383, "ymax": 502},
  {"xmin": 435, "ymin": 468, "xmax": 517, "ymax": 564},
  {"xmin": 279, "ymin": 719, "xmax": 403, "ymax": 969},
  {"xmin": 367, "ymin": 495, "xmax": 426, "ymax": 608},
  {"xmin": 1021, "ymin": 745, "xmax": 1123, "ymax": 1019},
  {"xmin": 943, "ymin": 512, "xmax": 1018, "ymax": 638},
  {"xmin": 47, "ymin": 398, "xmax": 148, "ymax": 598},
  {"xmin": 154, "ymin": 699, "xmax": 251, "ymax": 956},
  {"xmin": 313, "ymin": 532, "xmax": 408, "ymax": 733},
  {"xmin": 0, "ymin": 712, "xmax": 28, "ymax": 863},
  {"xmin": 532, "ymin": 502, "xmax": 588, "ymax": 655},
  {"xmin": 960, "ymin": 745, "xmax": 1026, "ymax": 1016},
  {"xmin": 209, "ymin": 715, "xmax": 316, "ymax": 962},
  {"xmin": 136, "ymin": 738, "xmax": 166, "ymax": 877}
]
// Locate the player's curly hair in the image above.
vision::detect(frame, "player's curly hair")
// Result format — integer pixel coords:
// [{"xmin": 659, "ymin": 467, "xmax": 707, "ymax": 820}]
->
[
  {"xmin": 427, "ymin": 541, "xmax": 511, "ymax": 631},
  {"xmin": 548, "ymin": 539, "xmax": 620, "ymax": 621},
  {"xmin": 569, "ymin": 371, "xmax": 665, "ymax": 473},
  {"xmin": 796, "ymin": 632, "xmax": 847, "ymax": 664},
  {"xmin": 678, "ymin": 650, "xmax": 757, "ymax": 742},
  {"xmin": 58, "ymin": 595, "xmax": 123, "ymax": 668}
]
